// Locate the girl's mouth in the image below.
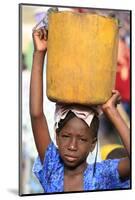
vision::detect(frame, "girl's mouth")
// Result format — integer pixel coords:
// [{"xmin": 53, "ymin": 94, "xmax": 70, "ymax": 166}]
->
[{"xmin": 64, "ymin": 155, "xmax": 78, "ymax": 162}]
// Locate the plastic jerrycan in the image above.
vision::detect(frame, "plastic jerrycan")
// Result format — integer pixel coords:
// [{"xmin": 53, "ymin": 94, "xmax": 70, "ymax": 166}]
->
[{"xmin": 46, "ymin": 11, "xmax": 119, "ymax": 105}]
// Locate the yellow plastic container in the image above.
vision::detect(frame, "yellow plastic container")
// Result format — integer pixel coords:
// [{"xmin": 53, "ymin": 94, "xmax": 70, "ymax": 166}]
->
[{"xmin": 46, "ymin": 11, "xmax": 119, "ymax": 105}]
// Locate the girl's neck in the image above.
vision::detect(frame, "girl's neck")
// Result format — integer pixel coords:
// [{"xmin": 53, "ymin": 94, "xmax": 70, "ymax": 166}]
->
[{"xmin": 64, "ymin": 162, "xmax": 87, "ymax": 176}]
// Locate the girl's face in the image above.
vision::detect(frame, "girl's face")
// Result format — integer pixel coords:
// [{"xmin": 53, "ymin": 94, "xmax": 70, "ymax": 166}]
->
[{"xmin": 56, "ymin": 116, "xmax": 97, "ymax": 169}]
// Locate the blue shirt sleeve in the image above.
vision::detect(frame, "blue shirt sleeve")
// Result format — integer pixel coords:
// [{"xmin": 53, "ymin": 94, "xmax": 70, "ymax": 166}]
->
[
  {"xmin": 94, "ymin": 159, "xmax": 130, "ymax": 189},
  {"xmin": 32, "ymin": 142, "xmax": 60, "ymax": 192}
]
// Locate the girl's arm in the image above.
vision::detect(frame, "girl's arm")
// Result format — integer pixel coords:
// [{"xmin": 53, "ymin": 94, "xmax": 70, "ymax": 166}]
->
[
  {"xmin": 101, "ymin": 90, "xmax": 130, "ymax": 180},
  {"xmin": 30, "ymin": 28, "xmax": 51, "ymax": 162}
]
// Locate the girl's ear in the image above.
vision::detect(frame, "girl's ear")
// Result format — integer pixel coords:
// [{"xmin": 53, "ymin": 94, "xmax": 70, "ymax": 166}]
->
[
  {"xmin": 56, "ymin": 133, "xmax": 59, "ymax": 146},
  {"xmin": 90, "ymin": 137, "xmax": 97, "ymax": 152}
]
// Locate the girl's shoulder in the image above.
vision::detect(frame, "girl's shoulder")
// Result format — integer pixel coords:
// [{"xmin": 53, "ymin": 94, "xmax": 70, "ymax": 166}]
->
[
  {"xmin": 94, "ymin": 159, "xmax": 120, "ymax": 174},
  {"xmin": 85, "ymin": 159, "xmax": 121, "ymax": 183},
  {"xmin": 32, "ymin": 142, "xmax": 64, "ymax": 192},
  {"xmin": 85, "ymin": 159, "xmax": 130, "ymax": 190},
  {"xmin": 33, "ymin": 141, "xmax": 62, "ymax": 172}
]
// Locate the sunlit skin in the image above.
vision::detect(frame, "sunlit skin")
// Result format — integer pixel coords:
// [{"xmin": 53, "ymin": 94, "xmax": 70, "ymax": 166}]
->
[
  {"xmin": 56, "ymin": 117, "xmax": 97, "ymax": 174},
  {"xmin": 56, "ymin": 116, "xmax": 97, "ymax": 191}
]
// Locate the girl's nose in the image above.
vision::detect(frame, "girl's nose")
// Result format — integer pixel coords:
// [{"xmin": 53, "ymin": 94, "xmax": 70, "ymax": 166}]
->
[{"xmin": 68, "ymin": 137, "xmax": 78, "ymax": 151}]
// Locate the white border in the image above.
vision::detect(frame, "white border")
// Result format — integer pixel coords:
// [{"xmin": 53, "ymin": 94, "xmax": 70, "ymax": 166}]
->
[{"xmin": 0, "ymin": 0, "xmax": 134, "ymax": 199}]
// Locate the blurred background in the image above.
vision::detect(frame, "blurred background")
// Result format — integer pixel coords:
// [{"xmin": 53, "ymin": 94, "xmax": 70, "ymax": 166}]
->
[{"xmin": 20, "ymin": 4, "xmax": 130, "ymax": 194}]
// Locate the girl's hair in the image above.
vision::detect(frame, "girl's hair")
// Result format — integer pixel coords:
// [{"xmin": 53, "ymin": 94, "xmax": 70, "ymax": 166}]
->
[
  {"xmin": 56, "ymin": 111, "xmax": 76, "ymax": 134},
  {"xmin": 90, "ymin": 114, "xmax": 99, "ymax": 139},
  {"xmin": 56, "ymin": 110, "xmax": 99, "ymax": 139}
]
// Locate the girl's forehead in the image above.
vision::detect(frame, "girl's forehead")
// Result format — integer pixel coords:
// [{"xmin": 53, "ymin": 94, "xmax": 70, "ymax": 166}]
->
[{"xmin": 62, "ymin": 117, "xmax": 91, "ymax": 136}]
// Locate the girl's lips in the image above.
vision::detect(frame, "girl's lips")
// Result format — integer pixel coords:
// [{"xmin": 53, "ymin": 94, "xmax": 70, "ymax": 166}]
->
[{"xmin": 64, "ymin": 155, "xmax": 78, "ymax": 162}]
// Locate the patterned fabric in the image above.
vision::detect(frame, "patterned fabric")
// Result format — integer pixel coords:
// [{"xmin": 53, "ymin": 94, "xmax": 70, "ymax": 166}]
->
[{"xmin": 33, "ymin": 142, "xmax": 130, "ymax": 193}]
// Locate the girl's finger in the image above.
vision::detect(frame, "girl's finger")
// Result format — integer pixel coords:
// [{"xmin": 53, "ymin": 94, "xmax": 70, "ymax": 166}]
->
[
  {"xmin": 33, "ymin": 28, "xmax": 43, "ymax": 39},
  {"xmin": 39, "ymin": 29, "xmax": 44, "ymax": 40},
  {"xmin": 118, "ymin": 95, "xmax": 122, "ymax": 101},
  {"xmin": 32, "ymin": 30, "xmax": 40, "ymax": 37},
  {"xmin": 42, "ymin": 28, "xmax": 48, "ymax": 41},
  {"xmin": 117, "ymin": 97, "xmax": 121, "ymax": 104},
  {"xmin": 112, "ymin": 89, "xmax": 120, "ymax": 96}
]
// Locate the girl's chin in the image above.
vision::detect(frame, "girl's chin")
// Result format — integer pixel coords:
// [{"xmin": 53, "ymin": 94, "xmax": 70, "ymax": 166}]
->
[{"xmin": 64, "ymin": 160, "xmax": 79, "ymax": 169}]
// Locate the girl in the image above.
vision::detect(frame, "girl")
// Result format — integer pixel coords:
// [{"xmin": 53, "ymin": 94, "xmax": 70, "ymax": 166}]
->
[{"xmin": 30, "ymin": 28, "xmax": 130, "ymax": 193}]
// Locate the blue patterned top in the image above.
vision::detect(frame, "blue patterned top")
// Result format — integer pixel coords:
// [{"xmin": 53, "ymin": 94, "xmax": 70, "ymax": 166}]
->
[{"xmin": 33, "ymin": 142, "xmax": 130, "ymax": 193}]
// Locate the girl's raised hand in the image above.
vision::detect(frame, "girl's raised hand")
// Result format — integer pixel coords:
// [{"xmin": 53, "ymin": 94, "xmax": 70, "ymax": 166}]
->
[
  {"xmin": 101, "ymin": 90, "xmax": 122, "ymax": 112},
  {"xmin": 32, "ymin": 28, "xmax": 48, "ymax": 52}
]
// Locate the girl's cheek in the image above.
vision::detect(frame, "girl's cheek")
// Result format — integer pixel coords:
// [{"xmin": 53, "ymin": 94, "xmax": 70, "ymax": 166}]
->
[{"xmin": 59, "ymin": 137, "xmax": 70, "ymax": 146}]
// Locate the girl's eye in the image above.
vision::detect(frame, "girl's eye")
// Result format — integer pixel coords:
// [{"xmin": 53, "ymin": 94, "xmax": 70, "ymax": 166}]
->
[
  {"xmin": 62, "ymin": 135, "xmax": 69, "ymax": 138},
  {"xmin": 79, "ymin": 138, "xmax": 87, "ymax": 142}
]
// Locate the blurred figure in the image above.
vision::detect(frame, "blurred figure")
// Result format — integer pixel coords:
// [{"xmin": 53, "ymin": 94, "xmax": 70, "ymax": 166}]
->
[
  {"xmin": 22, "ymin": 53, "xmax": 27, "ymax": 71},
  {"xmin": 115, "ymin": 37, "xmax": 130, "ymax": 117},
  {"xmin": 22, "ymin": 53, "xmax": 42, "ymax": 193},
  {"xmin": 21, "ymin": 53, "xmax": 31, "ymax": 194},
  {"xmin": 100, "ymin": 144, "xmax": 128, "ymax": 160},
  {"xmin": 100, "ymin": 144, "xmax": 130, "ymax": 189},
  {"xmin": 72, "ymin": 8, "xmax": 96, "ymax": 14}
]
